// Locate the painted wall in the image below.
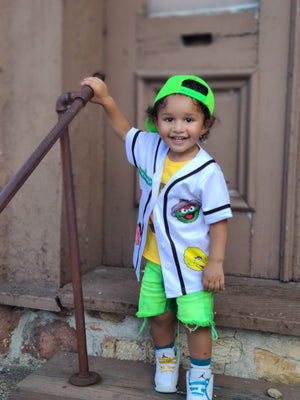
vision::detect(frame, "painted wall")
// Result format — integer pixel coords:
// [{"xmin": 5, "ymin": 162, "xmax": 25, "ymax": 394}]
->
[{"xmin": 0, "ymin": 0, "xmax": 104, "ymax": 287}]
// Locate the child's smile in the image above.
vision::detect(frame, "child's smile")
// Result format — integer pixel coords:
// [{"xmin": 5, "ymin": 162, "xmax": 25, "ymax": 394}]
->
[{"xmin": 154, "ymin": 94, "xmax": 209, "ymax": 162}]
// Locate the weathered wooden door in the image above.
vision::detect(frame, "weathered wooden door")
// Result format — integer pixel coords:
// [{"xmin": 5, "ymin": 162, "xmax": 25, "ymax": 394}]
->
[{"xmin": 102, "ymin": 0, "xmax": 299, "ymax": 283}]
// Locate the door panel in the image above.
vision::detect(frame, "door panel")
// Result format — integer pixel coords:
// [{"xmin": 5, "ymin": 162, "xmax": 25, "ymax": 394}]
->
[
  {"xmin": 135, "ymin": 3, "xmax": 259, "ymax": 278},
  {"xmin": 137, "ymin": 11, "xmax": 258, "ymax": 71},
  {"xmin": 104, "ymin": 0, "xmax": 294, "ymax": 281}
]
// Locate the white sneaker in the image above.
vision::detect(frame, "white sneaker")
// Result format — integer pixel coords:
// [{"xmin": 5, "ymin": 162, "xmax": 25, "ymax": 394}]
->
[
  {"xmin": 186, "ymin": 368, "xmax": 213, "ymax": 399},
  {"xmin": 154, "ymin": 347, "xmax": 179, "ymax": 393}
]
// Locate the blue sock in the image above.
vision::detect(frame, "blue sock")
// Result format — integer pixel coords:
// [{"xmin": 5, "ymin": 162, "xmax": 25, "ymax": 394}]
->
[
  {"xmin": 190, "ymin": 357, "xmax": 211, "ymax": 368},
  {"xmin": 155, "ymin": 342, "xmax": 174, "ymax": 351}
]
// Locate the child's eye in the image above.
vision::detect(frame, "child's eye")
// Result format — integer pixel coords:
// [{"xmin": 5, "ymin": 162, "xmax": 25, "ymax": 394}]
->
[
  {"xmin": 185, "ymin": 118, "xmax": 193, "ymax": 123},
  {"xmin": 179, "ymin": 207, "xmax": 188, "ymax": 214},
  {"xmin": 165, "ymin": 117, "xmax": 173, "ymax": 122}
]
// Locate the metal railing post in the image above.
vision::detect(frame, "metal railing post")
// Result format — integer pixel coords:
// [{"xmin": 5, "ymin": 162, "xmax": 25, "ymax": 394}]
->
[{"xmin": 59, "ymin": 124, "xmax": 100, "ymax": 386}]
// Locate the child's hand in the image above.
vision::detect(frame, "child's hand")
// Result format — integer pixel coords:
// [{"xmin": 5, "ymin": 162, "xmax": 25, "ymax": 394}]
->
[
  {"xmin": 202, "ymin": 219, "xmax": 227, "ymax": 293},
  {"xmin": 81, "ymin": 77, "xmax": 111, "ymax": 106},
  {"xmin": 201, "ymin": 260, "xmax": 225, "ymax": 293},
  {"xmin": 81, "ymin": 76, "xmax": 131, "ymax": 141}
]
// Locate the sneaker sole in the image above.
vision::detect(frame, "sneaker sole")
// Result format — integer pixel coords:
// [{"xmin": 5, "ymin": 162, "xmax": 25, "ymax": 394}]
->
[{"xmin": 154, "ymin": 384, "xmax": 177, "ymax": 393}]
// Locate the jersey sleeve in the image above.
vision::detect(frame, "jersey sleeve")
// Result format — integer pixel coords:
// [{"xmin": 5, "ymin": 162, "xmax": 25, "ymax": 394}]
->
[
  {"xmin": 126, "ymin": 127, "xmax": 161, "ymax": 169},
  {"xmin": 201, "ymin": 168, "xmax": 232, "ymax": 224},
  {"xmin": 126, "ymin": 127, "xmax": 142, "ymax": 168}
]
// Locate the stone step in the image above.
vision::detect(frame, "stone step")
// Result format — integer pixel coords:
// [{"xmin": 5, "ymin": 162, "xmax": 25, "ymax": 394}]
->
[{"xmin": 11, "ymin": 351, "xmax": 299, "ymax": 400}]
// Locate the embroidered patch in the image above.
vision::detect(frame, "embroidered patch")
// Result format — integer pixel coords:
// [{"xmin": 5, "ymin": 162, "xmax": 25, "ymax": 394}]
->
[
  {"xmin": 135, "ymin": 223, "xmax": 141, "ymax": 245},
  {"xmin": 139, "ymin": 167, "xmax": 152, "ymax": 186},
  {"xmin": 171, "ymin": 199, "xmax": 202, "ymax": 223},
  {"xmin": 184, "ymin": 247, "xmax": 208, "ymax": 271}
]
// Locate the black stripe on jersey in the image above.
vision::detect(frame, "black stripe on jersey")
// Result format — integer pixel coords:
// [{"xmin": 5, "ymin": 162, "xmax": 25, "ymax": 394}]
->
[
  {"xmin": 131, "ymin": 130, "xmax": 141, "ymax": 168},
  {"xmin": 163, "ymin": 159, "xmax": 216, "ymax": 296},
  {"xmin": 153, "ymin": 138, "xmax": 161, "ymax": 174},
  {"xmin": 134, "ymin": 189, "xmax": 152, "ymax": 271},
  {"xmin": 203, "ymin": 204, "xmax": 231, "ymax": 216}
]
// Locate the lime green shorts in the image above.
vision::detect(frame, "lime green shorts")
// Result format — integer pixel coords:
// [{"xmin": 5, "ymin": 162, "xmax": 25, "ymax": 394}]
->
[{"xmin": 136, "ymin": 260, "xmax": 217, "ymax": 339}]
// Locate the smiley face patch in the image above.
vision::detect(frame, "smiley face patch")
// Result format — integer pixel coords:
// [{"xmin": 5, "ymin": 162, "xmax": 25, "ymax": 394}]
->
[
  {"xmin": 184, "ymin": 247, "xmax": 208, "ymax": 271},
  {"xmin": 171, "ymin": 199, "xmax": 202, "ymax": 223}
]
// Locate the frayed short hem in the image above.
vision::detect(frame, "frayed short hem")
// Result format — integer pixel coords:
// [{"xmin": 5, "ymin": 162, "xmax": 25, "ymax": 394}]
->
[
  {"xmin": 136, "ymin": 315, "xmax": 218, "ymax": 341},
  {"xmin": 180, "ymin": 320, "xmax": 218, "ymax": 341},
  {"xmin": 136, "ymin": 317, "xmax": 148, "ymax": 339}
]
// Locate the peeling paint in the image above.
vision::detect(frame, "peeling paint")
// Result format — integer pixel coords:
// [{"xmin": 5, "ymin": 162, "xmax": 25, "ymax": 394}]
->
[
  {"xmin": 217, "ymin": 30, "xmax": 258, "ymax": 39},
  {"xmin": 5, "ymin": 310, "xmax": 37, "ymax": 363}
]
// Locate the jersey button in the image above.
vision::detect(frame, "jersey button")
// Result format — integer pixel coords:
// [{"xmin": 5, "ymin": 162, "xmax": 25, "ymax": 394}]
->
[{"xmin": 160, "ymin": 243, "xmax": 165, "ymax": 249}]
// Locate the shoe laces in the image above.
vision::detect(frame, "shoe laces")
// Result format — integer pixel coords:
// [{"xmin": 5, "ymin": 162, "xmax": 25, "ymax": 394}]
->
[
  {"xmin": 157, "ymin": 349, "xmax": 177, "ymax": 373},
  {"xmin": 189, "ymin": 370, "xmax": 211, "ymax": 399}
]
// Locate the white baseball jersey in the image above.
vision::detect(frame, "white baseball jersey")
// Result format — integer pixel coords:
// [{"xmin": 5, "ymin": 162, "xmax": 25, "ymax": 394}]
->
[{"xmin": 126, "ymin": 127, "xmax": 232, "ymax": 298}]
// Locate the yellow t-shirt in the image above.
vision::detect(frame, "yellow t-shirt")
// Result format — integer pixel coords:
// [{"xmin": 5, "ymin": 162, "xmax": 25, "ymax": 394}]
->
[{"xmin": 143, "ymin": 155, "xmax": 189, "ymax": 264}]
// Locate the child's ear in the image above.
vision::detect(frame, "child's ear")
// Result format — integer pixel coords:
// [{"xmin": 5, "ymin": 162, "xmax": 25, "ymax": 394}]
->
[
  {"xmin": 202, "ymin": 119, "xmax": 214, "ymax": 133},
  {"xmin": 153, "ymin": 118, "xmax": 159, "ymax": 130}
]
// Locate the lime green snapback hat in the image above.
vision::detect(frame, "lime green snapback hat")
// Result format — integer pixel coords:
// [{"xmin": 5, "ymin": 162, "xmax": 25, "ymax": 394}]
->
[{"xmin": 145, "ymin": 75, "xmax": 214, "ymax": 132}]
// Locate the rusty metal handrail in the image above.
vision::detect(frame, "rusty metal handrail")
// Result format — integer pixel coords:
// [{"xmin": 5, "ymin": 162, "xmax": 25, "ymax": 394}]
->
[
  {"xmin": 0, "ymin": 86, "xmax": 91, "ymax": 213},
  {"xmin": 0, "ymin": 72, "xmax": 104, "ymax": 386}
]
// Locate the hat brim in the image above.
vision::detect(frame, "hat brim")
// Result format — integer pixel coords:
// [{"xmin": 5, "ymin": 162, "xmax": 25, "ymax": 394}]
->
[{"xmin": 145, "ymin": 117, "xmax": 158, "ymax": 133}]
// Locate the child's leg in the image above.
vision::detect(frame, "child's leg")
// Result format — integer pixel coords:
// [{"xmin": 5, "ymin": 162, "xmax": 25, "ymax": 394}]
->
[
  {"xmin": 186, "ymin": 326, "xmax": 212, "ymax": 360},
  {"xmin": 150, "ymin": 311, "xmax": 177, "ymax": 347},
  {"xmin": 136, "ymin": 260, "xmax": 179, "ymax": 393},
  {"xmin": 151, "ymin": 311, "xmax": 179, "ymax": 393},
  {"xmin": 177, "ymin": 292, "xmax": 215, "ymax": 399},
  {"xmin": 186, "ymin": 326, "xmax": 214, "ymax": 400}
]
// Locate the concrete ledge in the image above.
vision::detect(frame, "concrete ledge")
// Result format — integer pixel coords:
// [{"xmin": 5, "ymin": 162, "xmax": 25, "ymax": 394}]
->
[
  {"xmin": 0, "ymin": 282, "xmax": 60, "ymax": 312},
  {"xmin": 59, "ymin": 267, "xmax": 300, "ymax": 336},
  {"xmin": 1, "ymin": 266, "xmax": 300, "ymax": 336},
  {"xmin": 59, "ymin": 267, "xmax": 139, "ymax": 315}
]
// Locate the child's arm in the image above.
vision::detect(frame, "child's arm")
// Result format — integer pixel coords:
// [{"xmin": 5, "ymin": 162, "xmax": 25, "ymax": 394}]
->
[
  {"xmin": 81, "ymin": 77, "xmax": 131, "ymax": 142},
  {"xmin": 202, "ymin": 219, "xmax": 228, "ymax": 293}
]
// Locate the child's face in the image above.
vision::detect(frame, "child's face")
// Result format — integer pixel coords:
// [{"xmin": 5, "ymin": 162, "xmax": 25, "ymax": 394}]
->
[{"xmin": 154, "ymin": 94, "xmax": 209, "ymax": 162}]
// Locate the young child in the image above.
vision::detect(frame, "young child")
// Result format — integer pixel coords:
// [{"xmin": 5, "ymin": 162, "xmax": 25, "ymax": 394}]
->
[{"xmin": 81, "ymin": 74, "xmax": 232, "ymax": 400}]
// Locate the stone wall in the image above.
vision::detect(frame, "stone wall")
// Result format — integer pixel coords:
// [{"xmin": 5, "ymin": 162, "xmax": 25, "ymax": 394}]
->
[{"xmin": 0, "ymin": 305, "xmax": 299, "ymax": 385}]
